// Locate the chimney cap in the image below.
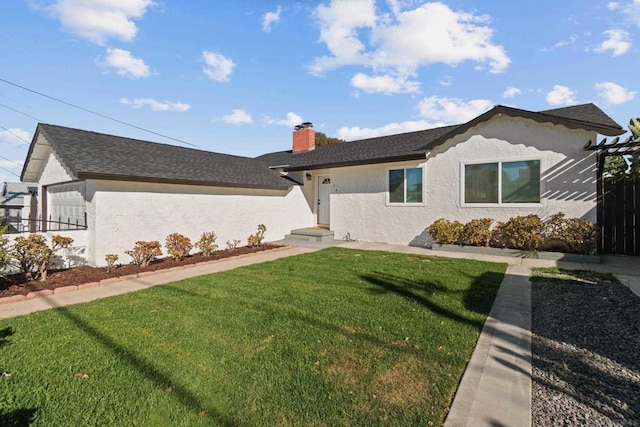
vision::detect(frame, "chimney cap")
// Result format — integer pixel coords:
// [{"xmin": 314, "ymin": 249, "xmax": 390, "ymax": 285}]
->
[{"xmin": 294, "ymin": 122, "xmax": 313, "ymax": 130}]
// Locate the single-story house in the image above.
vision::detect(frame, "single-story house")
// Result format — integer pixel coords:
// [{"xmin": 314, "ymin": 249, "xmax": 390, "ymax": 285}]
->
[
  {"xmin": 19, "ymin": 103, "xmax": 624, "ymax": 266},
  {"xmin": 0, "ymin": 182, "xmax": 37, "ymax": 233}
]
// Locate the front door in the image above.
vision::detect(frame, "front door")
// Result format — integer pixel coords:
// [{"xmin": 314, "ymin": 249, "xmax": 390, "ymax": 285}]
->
[{"xmin": 317, "ymin": 175, "xmax": 331, "ymax": 226}]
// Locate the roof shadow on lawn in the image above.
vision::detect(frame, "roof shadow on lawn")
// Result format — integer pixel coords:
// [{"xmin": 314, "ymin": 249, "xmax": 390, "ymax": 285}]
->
[
  {"xmin": 39, "ymin": 299, "xmax": 236, "ymax": 426},
  {"xmin": 360, "ymin": 271, "xmax": 504, "ymax": 329},
  {"xmin": 0, "ymin": 407, "xmax": 38, "ymax": 427},
  {"xmin": 0, "ymin": 326, "xmax": 14, "ymax": 348}
]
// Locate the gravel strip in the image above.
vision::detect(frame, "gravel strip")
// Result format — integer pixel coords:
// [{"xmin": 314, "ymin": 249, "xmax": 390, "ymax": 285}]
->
[{"xmin": 531, "ymin": 273, "xmax": 640, "ymax": 426}]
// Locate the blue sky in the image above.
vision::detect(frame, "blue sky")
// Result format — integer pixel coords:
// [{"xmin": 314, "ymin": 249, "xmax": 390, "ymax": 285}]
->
[{"xmin": 1, "ymin": 0, "xmax": 639, "ymax": 184}]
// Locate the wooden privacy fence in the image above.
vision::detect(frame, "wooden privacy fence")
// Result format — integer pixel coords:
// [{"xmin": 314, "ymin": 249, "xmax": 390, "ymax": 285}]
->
[{"xmin": 600, "ymin": 175, "xmax": 639, "ymax": 255}]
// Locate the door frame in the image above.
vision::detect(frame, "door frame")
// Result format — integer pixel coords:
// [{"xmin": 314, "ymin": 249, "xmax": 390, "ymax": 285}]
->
[{"xmin": 317, "ymin": 174, "xmax": 331, "ymax": 226}]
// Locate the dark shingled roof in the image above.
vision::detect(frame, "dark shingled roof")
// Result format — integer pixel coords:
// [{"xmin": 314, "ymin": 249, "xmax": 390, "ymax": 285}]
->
[
  {"xmin": 539, "ymin": 103, "xmax": 623, "ymax": 130},
  {"xmin": 28, "ymin": 124, "xmax": 292, "ymax": 189},
  {"xmin": 258, "ymin": 103, "xmax": 624, "ymax": 171},
  {"xmin": 256, "ymin": 124, "xmax": 460, "ymax": 171}
]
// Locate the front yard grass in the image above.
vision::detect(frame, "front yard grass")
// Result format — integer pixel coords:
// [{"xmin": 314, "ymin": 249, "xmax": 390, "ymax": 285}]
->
[{"xmin": 0, "ymin": 247, "xmax": 506, "ymax": 426}]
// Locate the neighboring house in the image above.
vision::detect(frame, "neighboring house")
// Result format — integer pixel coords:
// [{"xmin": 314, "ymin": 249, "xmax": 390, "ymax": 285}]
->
[
  {"xmin": 0, "ymin": 182, "xmax": 37, "ymax": 233},
  {"xmin": 20, "ymin": 103, "xmax": 624, "ymax": 266}
]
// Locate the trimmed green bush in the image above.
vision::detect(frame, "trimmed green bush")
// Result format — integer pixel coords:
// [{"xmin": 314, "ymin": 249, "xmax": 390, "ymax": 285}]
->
[
  {"xmin": 195, "ymin": 231, "xmax": 218, "ymax": 256},
  {"xmin": 427, "ymin": 218, "xmax": 463, "ymax": 244},
  {"xmin": 0, "ymin": 225, "xmax": 9, "ymax": 276},
  {"xmin": 165, "ymin": 233, "xmax": 193, "ymax": 261},
  {"xmin": 543, "ymin": 213, "xmax": 596, "ymax": 255},
  {"xmin": 11, "ymin": 234, "xmax": 52, "ymax": 281},
  {"xmin": 125, "ymin": 241, "xmax": 162, "ymax": 267},
  {"xmin": 461, "ymin": 218, "xmax": 493, "ymax": 247},
  {"xmin": 501, "ymin": 215, "xmax": 545, "ymax": 251}
]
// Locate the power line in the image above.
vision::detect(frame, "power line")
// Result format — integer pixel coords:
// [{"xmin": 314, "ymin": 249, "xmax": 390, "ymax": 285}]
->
[
  {"xmin": 0, "ymin": 166, "xmax": 21, "ymax": 179},
  {"xmin": 0, "ymin": 153, "xmax": 24, "ymax": 169},
  {"xmin": 0, "ymin": 102, "xmax": 43, "ymax": 122},
  {"xmin": 0, "ymin": 125, "xmax": 31, "ymax": 145},
  {"xmin": 0, "ymin": 77, "xmax": 201, "ymax": 149}
]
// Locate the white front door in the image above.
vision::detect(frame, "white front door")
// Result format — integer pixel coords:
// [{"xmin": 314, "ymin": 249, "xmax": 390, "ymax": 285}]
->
[{"xmin": 317, "ymin": 175, "xmax": 331, "ymax": 226}]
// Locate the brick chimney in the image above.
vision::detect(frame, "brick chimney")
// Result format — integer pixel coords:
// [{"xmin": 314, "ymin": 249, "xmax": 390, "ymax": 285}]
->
[{"xmin": 292, "ymin": 122, "xmax": 315, "ymax": 153}]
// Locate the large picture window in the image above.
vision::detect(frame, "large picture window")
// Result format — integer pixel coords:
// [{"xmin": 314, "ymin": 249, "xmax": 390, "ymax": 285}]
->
[
  {"xmin": 388, "ymin": 167, "xmax": 423, "ymax": 204},
  {"xmin": 463, "ymin": 159, "xmax": 540, "ymax": 205}
]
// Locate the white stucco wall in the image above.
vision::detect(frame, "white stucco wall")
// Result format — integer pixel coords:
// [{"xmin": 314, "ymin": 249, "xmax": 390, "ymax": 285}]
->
[
  {"xmin": 322, "ymin": 116, "xmax": 598, "ymax": 246},
  {"xmin": 85, "ymin": 180, "xmax": 315, "ymax": 266},
  {"xmin": 38, "ymin": 149, "xmax": 75, "ymax": 189}
]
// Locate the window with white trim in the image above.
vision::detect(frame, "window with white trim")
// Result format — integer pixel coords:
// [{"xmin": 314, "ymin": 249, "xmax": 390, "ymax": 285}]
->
[
  {"xmin": 388, "ymin": 167, "xmax": 423, "ymax": 204},
  {"xmin": 463, "ymin": 159, "xmax": 541, "ymax": 205}
]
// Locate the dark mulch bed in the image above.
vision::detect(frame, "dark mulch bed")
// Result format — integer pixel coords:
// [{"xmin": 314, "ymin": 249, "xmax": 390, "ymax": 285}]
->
[{"xmin": 0, "ymin": 244, "xmax": 283, "ymax": 298}]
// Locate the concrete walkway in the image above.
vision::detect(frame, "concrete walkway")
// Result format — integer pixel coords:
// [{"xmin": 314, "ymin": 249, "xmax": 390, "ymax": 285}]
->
[{"xmin": 1, "ymin": 239, "xmax": 639, "ymax": 426}]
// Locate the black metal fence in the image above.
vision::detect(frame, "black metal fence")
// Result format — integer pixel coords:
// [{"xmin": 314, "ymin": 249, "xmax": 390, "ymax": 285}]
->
[
  {"xmin": 1, "ymin": 213, "xmax": 87, "ymax": 234},
  {"xmin": 600, "ymin": 175, "xmax": 639, "ymax": 255}
]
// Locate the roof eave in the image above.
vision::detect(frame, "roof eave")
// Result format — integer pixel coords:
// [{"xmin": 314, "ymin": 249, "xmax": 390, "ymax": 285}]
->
[
  {"xmin": 280, "ymin": 153, "xmax": 426, "ymax": 172},
  {"xmin": 76, "ymin": 172, "xmax": 292, "ymax": 190},
  {"xmin": 21, "ymin": 124, "xmax": 80, "ymax": 182},
  {"xmin": 417, "ymin": 105, "xmax": 625, "ymax": 152}
]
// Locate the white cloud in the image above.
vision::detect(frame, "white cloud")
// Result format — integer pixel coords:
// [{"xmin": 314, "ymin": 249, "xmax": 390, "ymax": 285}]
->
[
  {"xmin": 607, "ymin": 2, "xmax": 620, "ymax": 10},
  {"xmin": 38, "ymin": 0, "xmax": 154, "ymax": 45},
  {"xmin": 222, "ymin": 109, "xmax": 253, "ymax": 124},
  {"xmin": 503, "ymin": 86, "xmax": 522, "ymax": 98},
  {"xmin": 625, "ymin": 0, "xmax": 640, "ymax": 26},
  {"xmin": 540, "ymin": 34, "xmax": 578, "ymax": 51},
  {"xmin": 438, "ymin": 75, "xmax": 453, "ymax": 87},
  {"xmin": 202, "ymin": 50, "xmax": 235, "ymax": 82},
  {"xmin": 336, "ymin": 120, "xmax": 441, "ymax": 141},
  {"xmin": 102, "ymin": 48, "xmax": 150, "ymax": 78},
  {"xmin": 264, "ymin": 112, "xmax": 303, "ymax": 127},
  {"xmin": 595, "ymin": 29, "xmax": 631, "ymax": 56},
  {"xmin": 0, "ymin": 128, "xmax": 31, "ymax": 145},
  {"xmin": 310, "ymin": 0, "xmax": 510, "ymax": 90},
  {"xmin": 546, "ymin": 85, "xmax": 576, "ymax": 106},
  {"xmin": 594, "ymin": 81, "xmax": 636, "ymax": 104},
  {"xmin": 262, "ymin": 6, "xmax": 282, "ymax": 32},
  {"xmin": 350, "ymin": 71, "xmax": 420, "ymax": 94},
  {"xmin": 417, "ymin": 96, "xmax": 492, "ymax": 123},
  {"xmin": 120, "ymin": 98, "xmax": 190, "ymax": 112},
  {"xmin": 338, "ymin": 95, "xmax": 494, "ymax": 141}
]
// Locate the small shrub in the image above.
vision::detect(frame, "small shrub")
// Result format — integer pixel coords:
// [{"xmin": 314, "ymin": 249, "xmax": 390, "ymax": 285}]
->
[
  {"xmin": 0, "ymin": 225, "xmax": 9, "ymax": 277},
  {"xmin": 125, "ymin": 241, "xmax": 162, "ymax": 267},
  {"xmin": 562, "ymin": 218, "xmax": 597, "ymax": 255},
  {"xmin": 490, "ymin": 222, "xmax": 506, "ymax": 248},
  {"xmin": 11, "ymin": 234, "xmax": 52, "ymax": 281},
  {"xmin": 247, "ymin": 224, "xmax": 267, "ymax": 247},
  {"xmin": 51, "ymin": 235, "xmax": 74, "ymax": 251},
  {"xmin": 195, "ymin": 231, "xmax": 218, "ymax": 256},
  {"xmin": 461, "ymin": 218, "xmax": 493, "ymax": 247},
  {"xmin": 165, "ymin": 233, "xmax": 193, "ymax": 261},
  {"xmin": 501, "ymin": 215, "xmax": 545, "ymax": 251},
  {"xmin": 105, "ymin": 254, "xmax": 119, "ymax": 273},
  {"xmin": 427, "ymin": 218, "xmax": 463, "ymax": 245},
  {"xmin": 543, "ymin": 213, "xmax": 596, "ymax": 255},
  {"xmin": 226, "ymin": 240, "xmax": 241, "ymax": 251}
]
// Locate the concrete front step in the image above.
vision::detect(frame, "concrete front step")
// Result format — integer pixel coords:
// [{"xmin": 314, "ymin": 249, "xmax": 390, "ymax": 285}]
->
[{"xmin": 285, "ymin": 228, "xmax": 335, "ymax": 243}]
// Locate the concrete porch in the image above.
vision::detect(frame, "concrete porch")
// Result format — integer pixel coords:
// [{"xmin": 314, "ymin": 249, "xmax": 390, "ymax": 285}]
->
[{"xmin": 284, "ymin": 227, "xmax": 335, "ymax": 243}]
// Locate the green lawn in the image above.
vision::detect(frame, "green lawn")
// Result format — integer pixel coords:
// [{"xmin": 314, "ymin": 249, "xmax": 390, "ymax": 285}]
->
[{"xmin": 0, "ymin": 248, "xmax": 506, "ymax": 426}]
